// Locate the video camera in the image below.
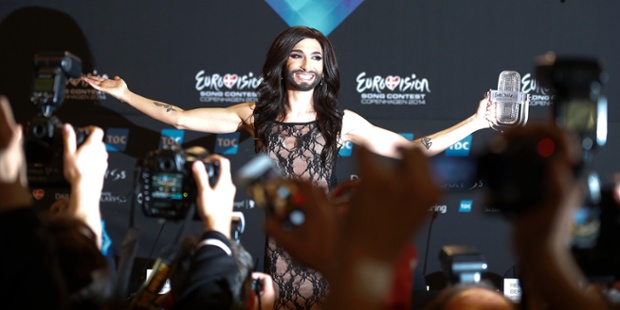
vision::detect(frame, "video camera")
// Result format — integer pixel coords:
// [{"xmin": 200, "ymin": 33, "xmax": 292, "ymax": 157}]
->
[
  {"xmin": 135, "ymin": 146, "xmax": 221, "ymax": 220},
  {"xmin": 24, "ymin": 51, "xmax": 90, "ymax": 187}
]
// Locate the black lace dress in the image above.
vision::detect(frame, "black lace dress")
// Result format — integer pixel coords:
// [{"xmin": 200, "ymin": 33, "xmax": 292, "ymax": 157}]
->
[{"xmin": 261, "ymin": 121, "xmax": 337, "ymax": 309}]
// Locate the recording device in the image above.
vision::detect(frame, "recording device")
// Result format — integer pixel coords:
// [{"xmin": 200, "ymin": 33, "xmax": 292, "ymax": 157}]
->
[
  {"xmin": 440, "ymin": 245, "xmax": 488, "ymax": 285},
  {"xmin": 488, "ymin": 71, "xmax": 530, "ymax": 132},
  {"xmin": 477, "ymin": 56, "xmax": 607, "ymax": 214},
  {"xmin": 536, "ymin": 53, "xmax": 607, "ymax": 160},
  {"xmin": 572, "ymin": 186, "xmax": 620, "ymax": 280},
  {"xmin": 24, "ymin": 51, "xmax": 90, "ymax": 187},
  {"xmin": 476, "ymin": 126, "xmax": 566, "ymax": 214},
  {"xmin": 236, "ymin": 154, "xmax": 306, "ymax": 229},
  {"xmin": 252, "ymin": 277, "xmax": 264, "ymax": 294},
  {"xmin": 536, "ymin": 54, "xmax": 619, "ymax": 279},
  {"xmin": 136, "ymin": 147, "xmax": 221, "ymax": 219}
]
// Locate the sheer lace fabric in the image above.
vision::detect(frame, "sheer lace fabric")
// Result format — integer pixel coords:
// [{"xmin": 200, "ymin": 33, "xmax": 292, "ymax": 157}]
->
[{"xmin": 261, "ymin": 121, "xmax": 336, "ymax": 309}]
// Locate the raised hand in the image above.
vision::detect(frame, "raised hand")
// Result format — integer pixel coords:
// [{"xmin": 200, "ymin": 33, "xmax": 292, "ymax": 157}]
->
[
  {"xmin": 0, "ymin": 95, "xmax": 31, "ymax": 210},
  {"xmin": 62, "ymin": 124, "xmax": 108, "ymax": 192},
  {"xmin": 193, "ymin": 155, "xmax": 236, "ymax": 238},
  {"xmin": 0, "ymin": 95, "xmax": 25, "ymax": 185},
  {"xmin": 475, "ymin": 90, "xmax": 493, "ymax": 130},
  {"xmin": 82, "ymin": 75, "xmax": 129, "ymax": 101}
]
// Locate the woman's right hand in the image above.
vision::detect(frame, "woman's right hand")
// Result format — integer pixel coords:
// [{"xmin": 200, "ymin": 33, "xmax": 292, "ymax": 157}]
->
[{"xmin": 82, "ymin": 75, "xmax": 129, "ymax": 101}]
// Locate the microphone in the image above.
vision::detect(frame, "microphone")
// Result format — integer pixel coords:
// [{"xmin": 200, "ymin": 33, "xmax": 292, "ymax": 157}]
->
[{"xmin": 489, "ymin": 71, "xmax": 530, "ymax": 132}]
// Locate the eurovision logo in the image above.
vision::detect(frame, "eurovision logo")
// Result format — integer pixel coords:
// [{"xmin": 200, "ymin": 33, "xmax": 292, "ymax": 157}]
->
[
  {"xmin": 195, "ymin": 71, "xmax": 261, "ymax": 104},
  {"xmin": 521, "ymin": 73, "xmax": 553, "ymax": 107},
  {"xmin": 356, "ymin": 72, "xmax": 431, "ymax": 106},
  {"xmin": 66, "ymin": 71, "xmax": 108, "ymax": 101}
]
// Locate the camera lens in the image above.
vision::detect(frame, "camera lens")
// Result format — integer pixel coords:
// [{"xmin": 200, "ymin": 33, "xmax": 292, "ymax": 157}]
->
[
  {"xmin": 159, "ymin": 157, "xmax": 176, "ymax": 171},
  {"xmin": 31, "ymin": 122, "xmax": 48, "ymax": 139}
]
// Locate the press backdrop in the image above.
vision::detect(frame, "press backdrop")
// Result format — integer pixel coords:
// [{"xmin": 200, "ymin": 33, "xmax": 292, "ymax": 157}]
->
[{"xmin": 1, "ymin": 0, "xmax": 619, "ymax": 297}]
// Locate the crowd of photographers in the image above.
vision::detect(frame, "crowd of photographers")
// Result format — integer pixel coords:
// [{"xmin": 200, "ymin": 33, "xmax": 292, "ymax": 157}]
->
[
  {"xmin": 2, "ymin": 85, "xmax": 620, "ymax": 309},
  {"xmin": 0, "ymin": 94, "xmax": 276, "ymax": 310}
]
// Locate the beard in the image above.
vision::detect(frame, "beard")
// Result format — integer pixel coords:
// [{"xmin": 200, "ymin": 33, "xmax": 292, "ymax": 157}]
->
[{"xmin": 284, "ymin": 69, "xmax": 322, "ymax": 91}]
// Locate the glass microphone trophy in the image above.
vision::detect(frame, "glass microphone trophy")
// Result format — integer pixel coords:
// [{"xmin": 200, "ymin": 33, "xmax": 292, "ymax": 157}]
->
[{"xmin": 489, "ymin": 71, "xmax": 530, "ymax": 132}]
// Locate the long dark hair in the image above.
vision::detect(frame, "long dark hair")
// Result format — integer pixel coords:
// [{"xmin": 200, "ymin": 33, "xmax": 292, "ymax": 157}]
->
[{"xmin": 254, "ymin": 26, "xmax": 343, "ymax": 164}]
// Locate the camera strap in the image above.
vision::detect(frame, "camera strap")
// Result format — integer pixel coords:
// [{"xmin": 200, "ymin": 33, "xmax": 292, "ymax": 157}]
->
[
  {"xmin": 128, "ymin": 205, "xmax": 196, "ymax": 309},
  {"xmin": 114, "ymin": 164, "xmax": 142, "ymax": 302},
  {"xmin": 115, "ymin": 158, "xmax": 199, "ymax": 307}
]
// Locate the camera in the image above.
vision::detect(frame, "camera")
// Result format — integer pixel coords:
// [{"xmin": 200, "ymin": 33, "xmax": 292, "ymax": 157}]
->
[
  {"xmin": 536, "ymin": 52, "xmax": 607, "ymax": 159},
  {"xmin": 236, "ymin": 154, "xmax": 306, "ymax": 229},
  {"xmin": 136, "ymin": 147, "xmax": 221, "ymax": 219},
  {"xmin": 572, "ymin": 186, "xmax": 620, "ymax": 280},
  {"xmin": 477, "ymin": 54, "xmax": 607, "ymax": 214},
  {"xmin": 24, "ymin": 51, "xmax": 90, "ymax": 187}
]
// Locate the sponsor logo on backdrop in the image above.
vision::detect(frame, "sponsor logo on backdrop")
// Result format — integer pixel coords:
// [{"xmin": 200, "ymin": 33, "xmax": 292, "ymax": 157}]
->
[
  {"xmin": 484, "ymin": 206, "xmax": 502, "ymax": 213},
  {"xmin": 67, "ymin": 72, "xmax": 108, "ymax": 101},
  {"xmin": 521, "ymin": 73, "xmax": 553, "ymax": 107},
  {"xmin": 105, "ymin": 128, "xmax": 129, "ymax": 152},
  {"xmin": 441, "ymin": 180, "xmax": 484, "ymax": 191},
  {"xmin": 339, "ymin": 133, "xmax": 412, "ymax": 157},
  {"xmin": 234, "ymin": 200, "xmax": 256, "ymax": 209},
  {"xmin": 338, "ymin": 141, "xmax": 354, "ymax": 157},
  {"xmin": 356, "ymin": 72, "xmax": 430, "ymax": 106},
  {"xmin": 400, "ymin": 133, "xmax": 414, "ymax": 141},
  {"xmin": 105, "ymin": 168, "xmax": 127, "ymax": 181},
  {"xmin": 445, "ymin": 135, "xmax": 472, "ymax": 157},
  {"xmin": 100, "ymin": 191, "xmax": 128, "ymax": 204},
  {"xmin": 195, "ymin": 71, "xmax": 261, "ymax": 104},
  {"xmin": 55, "ymin": 192, "xmax": 70, "ymax": 200},
  {"xmin": 265, "ymin": 0, "xmax": 364, "ymax": 36},
  {"xmin": 160, "ymin": 129, "xmax": 185, "ymax": 149},
  {"xmin": 215, "ymin": 132, "xmax": 240, "ymax": 155},
  {"xmin": 459, "ymin": 200, "xmax": 473, "ymax": 213},
  {"xmin": 429, "ymin": 204, "xmax": 447, "ymax": 214}
]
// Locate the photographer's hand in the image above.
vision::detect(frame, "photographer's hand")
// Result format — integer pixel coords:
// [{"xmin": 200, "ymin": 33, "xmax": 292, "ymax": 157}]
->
[
  {"xmin": 193, "ymin": 155, "xmax": 235, "ymax": 238},
  {"xmin": 263, "ymin": 179, "xmax": 339, "ymax": 276},
  {"xmin": 250, "ymin": 272, "xmax": 275, "ymax": 310},
  {"xmin": 327, "ymin": 146, "xmax": 441, "ymax": 310},
  {"xmin": 508, "ymin": 124, "xmax": 608, "ymax": 310},
  {"xmin": 0, "ymin": 95, "xmax": 31, "ymax": 211},
  {"xmin": 62, "ymin": 124, "xmax": 108, "ymax": 249}
]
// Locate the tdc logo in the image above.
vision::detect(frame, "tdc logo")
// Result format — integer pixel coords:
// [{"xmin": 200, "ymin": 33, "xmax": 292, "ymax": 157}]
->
[
  {"xmin": 445, "ymin": 135, "xmax": 472, "ymax": 157},
  {"xmin": 105, "ymin": 128, "xmax": 129, "ymax": 152},
  {"xmin": 215, "ymin": 132, "xmax": 240, "ymax": 155},
  {"xmin": 160, "ymin": 129, "xmax": 184, "ymax": 149},
  {"xmin": 339, "ymin": 133, "xmax": 412, "ymax": 157},
  {"xmin": 399, "ymin": 133, "xmax": 414, "ymax": 141},
  {"xmin": 459, "ymin": 200, "xmax": 473, "ymax": 213},
  {"xmin": 338, "ymin": 141, "xmax": 354, "ymax": 157}
]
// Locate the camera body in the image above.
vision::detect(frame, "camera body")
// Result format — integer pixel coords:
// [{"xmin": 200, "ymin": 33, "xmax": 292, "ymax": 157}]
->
[
  {"xmin": 477, "ymin": 126, "xmax": 567, "ymax": 214},
  {"xmin": 536, "ymin": 54, "xmax": 607, "ymax": 158},
  {"xmin": 24, "ymin": 51, "xmax": 87, "ymax": 187},
  {"xmin": 236, "ymin": 154, "xmax": 306, "ymax": 229},
  {"xmin": 136, "ymin": 147, "xmax": 220, "ymax": 219},
  {"xmin": 25, "ymin": 114, "xmax": 89, "ymax": 187},
  {"xmin": 477, "ymin": 55, "xmax": 606, "ymax": 214}
]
